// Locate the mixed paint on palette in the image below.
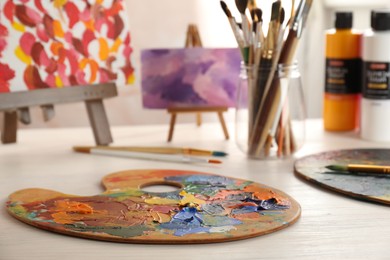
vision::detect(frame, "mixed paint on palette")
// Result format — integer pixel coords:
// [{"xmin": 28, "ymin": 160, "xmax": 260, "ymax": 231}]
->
[
  {"xmin": 294, "ymin": 149, "xmax": 390, "ymax": 205},
  {"xmin": 141, "ymin": 48, "xmax": 241, "ymax": 109},
  {"xmin": 7, "ymin": 169, "xmax": 300, "ymax": 243},
  {"xmin": 0, "ymin": 0, "xmax": 134, "ymax": 93}
]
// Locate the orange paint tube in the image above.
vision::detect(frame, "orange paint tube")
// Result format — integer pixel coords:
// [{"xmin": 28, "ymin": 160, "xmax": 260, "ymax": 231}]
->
[{"xmin": 324, "ymin": 12, "xmax": 362, "ymax": 131}]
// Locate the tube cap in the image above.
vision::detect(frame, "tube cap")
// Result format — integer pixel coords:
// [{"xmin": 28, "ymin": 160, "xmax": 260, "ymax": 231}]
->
[
  {"xmin": 371, "ymin": 10, "xmax": 390, "ymax": 31},
  {"xmin": 335, "ymin": 12, "xmax": 353, "ymax": 29}
]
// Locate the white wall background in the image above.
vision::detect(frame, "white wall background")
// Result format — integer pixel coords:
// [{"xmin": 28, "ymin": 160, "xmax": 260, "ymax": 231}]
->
[{"xmin": 4, "ymin": 0, "xmax": 390, "ymax": 129}]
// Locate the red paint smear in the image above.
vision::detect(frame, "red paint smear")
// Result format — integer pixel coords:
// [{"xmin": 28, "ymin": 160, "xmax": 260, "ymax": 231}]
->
[
  {"xmin": 106, "ymin": 15, "xmax": 124, "ymax": 40},
  {"xmin": 82, "ymin": 29, "xmax": 96, "ymax": 56},
  {"xmin": 65, "ymin": 2, "xmax": 80, "ymax": 29},
  {"xmin": 121, "ymin": 61, "xmax": 134, "ymax": 80},
  {"xmin": 43, "ymin": 14, "xmax": 55, "ymax": 40},
  {"xmin": 45, "ymin": 74, "xmax": 56, "ymax": 87},
  {"xmin": 124, "ymin": 32, "xmax": 130, "ymax": 45},
  {"xmin": 34, "ymin": 0, "xmax": 46, "ymax": 13},
  {"xmin": 23, "ymin": 65, "xmax": 49, "ymax": 90},
  {"xmin": 4, "ymin": 0, "xmax": 15, "ymax": 23},
  {"xmin": 79, "ymin": 8, "xmax": 91, "ymax": 22},
  {"xmin": 0, "ymin": 63, "xmax": 15, "ymax": 93},
  {"xmin": 0, "ymin": 38, "xmax": 6, "ymax": 56},
  {"xmin": 0, "ymin": 24, "xmax": 8, "ymax": 57},
  {"xmin": 104, "ymin": 1, "xmax": 123, "ymax": 17},
  {"xmin": 15, "ymin": 5, "xmax": 42, "ymax": 27},
  {"xmin": 72, "ymin": 37, "xmax": 87, "ymax": 57},
  {"xmin": 57, "ymin": 48, "xmax": 67, "ymax": 64},
  {"xmin": 36, "ymin": 24, "xmax": 50, "ymax": 42},
  {"xmin": 68, "ymin": 75, "xmax": 78, "ymax": 86},
  {"xmin": 75, "ymin": 70, "xmax": 87, "ymax": 85},
  {"xmin": 105, "ymin": 56, "xmax": 116, "ymax": 70},
  {"xmin": 45, "ymin": 58, "xmax": 58, "ymax": 74},
  {"xmin": 39, "ymin": 49, "xmax": 50, "ymax": 67},
  {"xmin": 31, "ymin": 42, "xmax": 44, "ymax": 65},
  {"xmin": 105, "ymin": 19, "xmax": 115, "ymax": 40},
  {"xmin": 123, "ymin": 43, "xmax": 133, "ymax": 58},
  {"xmin": 66, "ymin": 49, "xmax": 79, "ymax": 74},
  {"xmin": 19, "ymin": 32, "xmax": 36, "ymax": 55},
  {"xmin": 99, "ymin": 68, "xmax": 117, "ymax": 83},
  {"xmin": 57, "ymin": 63, "xmax": 70, "ymax": 86}
]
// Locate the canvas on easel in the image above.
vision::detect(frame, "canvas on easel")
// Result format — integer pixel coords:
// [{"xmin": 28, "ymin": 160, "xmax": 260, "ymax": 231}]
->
[
  {"xmin": 0, "ymin": 0, "xmax": 134, "ymax": 145},
  {"xmin": 140, "ymin": 24, "xmax": 241, "ymax": 141}
]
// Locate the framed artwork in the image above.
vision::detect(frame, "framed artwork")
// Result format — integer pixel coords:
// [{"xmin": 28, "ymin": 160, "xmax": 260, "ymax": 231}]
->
[{"xmin": 141, "ymin": 48, "xmax": 241, "ymax": 109}]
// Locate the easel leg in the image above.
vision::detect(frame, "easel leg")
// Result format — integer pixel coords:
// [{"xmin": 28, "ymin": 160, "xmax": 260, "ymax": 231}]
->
[
  {"xmin": 196, "ymin": 112, "xmax": 202, "ymax": 126},
  {"xmin": 167, "ymin": 113, "xmax": 177, "ymax": 142},
  {"xmin": 1, "ymin": 111, "xmax": 18, "ymax": 144},
  {"xmin": 85, "ymin": 99, "xmax": 113, "ymax": 146},
  {"xmin": 217, "ymin": 111, "xmax": 229, "ymax": 140}
]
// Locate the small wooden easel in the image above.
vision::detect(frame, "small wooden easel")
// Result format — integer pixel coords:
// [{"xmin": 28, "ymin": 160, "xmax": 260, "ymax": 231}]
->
[
  {"xmin": 0, "ymin": 83, "xmax": 117, "ymax": 145},
  {"xmin": 166, "ymin": 24, "xmax": 230, "ymax": 142}
]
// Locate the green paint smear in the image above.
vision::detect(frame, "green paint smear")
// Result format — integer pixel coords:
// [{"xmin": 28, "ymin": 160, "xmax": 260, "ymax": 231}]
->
[
  {"xmin": 67, "ymin": 223, "xmax": 152, "ymax": 238},
  {"xmin": 184, "ymin": 181, "xmax": 252, "ymax": 197},
  {"xmin": 103, "ymin": 189, "xmax": 144, "ymax": 199},
  {"xmin": 8, "ymin": 205, "xmax": 29, "ymax": 218}
]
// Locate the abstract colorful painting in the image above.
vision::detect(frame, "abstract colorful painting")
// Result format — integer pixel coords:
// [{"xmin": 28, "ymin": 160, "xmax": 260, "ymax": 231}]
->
[
  {"xmin": 141, "ymin": 48, "xmax": 241, "ymax": 108},
  {"xmin": 0, "ymin": 0, "xmax": 134, "ymax": 93},
  {"xmin": 295, "ymin": 149, "xmax": 390, "ymax": 205},
  {"xmin": 7, "ymin": 169, "xmax": 301, "ymax": 243}
]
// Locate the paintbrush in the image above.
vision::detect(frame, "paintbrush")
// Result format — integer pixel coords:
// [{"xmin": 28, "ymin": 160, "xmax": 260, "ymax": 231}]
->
[
  {"xmin": 235, "ymin": 0, "xmax": 252, "ymax": 46},
  {"xmin": 73, "ymin": 146, "xmax": 228, "ymax": 157},
  {"xmin": 73, "ymin": 147, "xmax": 222, "ymax": 165},
  {"xmin": 326, "ymin": 164, "xmax": 390, "ymax": 175},
  {"xmin": 220, "ymin": 1, "xmax": 246, "ymax": 53}
]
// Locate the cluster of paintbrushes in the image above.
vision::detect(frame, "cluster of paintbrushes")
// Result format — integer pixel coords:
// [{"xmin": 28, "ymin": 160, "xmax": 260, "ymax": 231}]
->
[{"xmin": 220, "ymin": 0, "xmax": 312, "ymax": 158}]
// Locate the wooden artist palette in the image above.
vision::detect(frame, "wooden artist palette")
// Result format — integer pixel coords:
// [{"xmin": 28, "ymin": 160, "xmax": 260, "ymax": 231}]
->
[
  {"xmin": 7, "ymin": 169, "xmax": 300, "ymax": 244},
  {"xmin": 294, "ymin": 149, "xmax": 390, "ymax": 205}
]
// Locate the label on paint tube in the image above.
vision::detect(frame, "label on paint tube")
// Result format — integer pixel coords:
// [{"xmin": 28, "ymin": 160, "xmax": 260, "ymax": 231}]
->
[
  {"xmin": 363, "ymin": 61, "xmax": 390, "ymax": 99},
  {"xmin": 325, "ymin": 58, "xmax": 362, "ymax": 94}
]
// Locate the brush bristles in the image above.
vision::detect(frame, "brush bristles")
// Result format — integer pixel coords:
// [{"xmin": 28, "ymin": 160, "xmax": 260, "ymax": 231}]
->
[
  {"xmin": 220, "ymin": 1, "xmax": 232, "ymax": 18},
  {"xmin": 235, "ymin": 0, "xmax": 248, "ymax": 14},
  {"xmin": 271, "ymin": 1, "xmax": 281, "ymax": 21},
  {"xmin": 280, "ymin": 8, "xmax": 285, "ymax": 24},
  {"xmin": 255, "ymin": 8, "xmax": 263, "ymax": 22}
]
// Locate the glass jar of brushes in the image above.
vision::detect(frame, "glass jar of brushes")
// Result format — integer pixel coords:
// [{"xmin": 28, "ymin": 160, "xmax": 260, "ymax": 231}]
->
[{"xmin": 235, "ymin": 61, "xmax": 306, "ymax": 159}]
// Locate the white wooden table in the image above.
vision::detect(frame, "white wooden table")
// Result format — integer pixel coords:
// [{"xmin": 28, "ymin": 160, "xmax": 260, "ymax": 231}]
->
[{"xmin": 0, "ymin": 119, "xmax": 389, "ymax": 260}]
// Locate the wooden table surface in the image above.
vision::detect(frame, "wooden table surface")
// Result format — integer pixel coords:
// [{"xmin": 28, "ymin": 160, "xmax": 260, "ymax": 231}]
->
[{"xmin": 1, "ymin": 119, "xmax": 389, "ymax": 260}]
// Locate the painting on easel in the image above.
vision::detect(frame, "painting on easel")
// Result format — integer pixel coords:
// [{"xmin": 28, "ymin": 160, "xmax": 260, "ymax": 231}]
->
[
  {"xmin": 0, "ymin": 0, "xmax": 134, "ymax": 145},
  {"xmin": 140, "ymin": 47, "xmax": 241, "ymax": 109}
]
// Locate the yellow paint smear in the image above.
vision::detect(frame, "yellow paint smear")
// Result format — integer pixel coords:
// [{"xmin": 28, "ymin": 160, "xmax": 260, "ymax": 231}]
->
[
  {"xmin": 110, "ymin": 38, "xmax": 122, "ymax": 53},
  {"xmin": 179, "ymin": 190, "xmax": 205, "ymax": 206},
  {"xmin": 14, "ymin": 46, "xmax": 31, "ymax": 65},
  {"xmin": 145, "ymin": 197, "xmax": 178, "ymax": 205},
  {"xmin": 127, "ymin": 74, "xmax": 135, "ymax": 84},
  {"xmin": 12, "ymin": 21, "xmax": 25, "ymax": 32},
  {"xmin": 55, "ymin": 76, "xmax": 63, "ymax": 87},
  {"xmin": 53, "ymin": 0, "xmax": 67, "ymax": 8}
]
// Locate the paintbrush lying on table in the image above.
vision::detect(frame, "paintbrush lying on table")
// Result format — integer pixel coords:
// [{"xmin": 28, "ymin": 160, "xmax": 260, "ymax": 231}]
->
[
  {"xmin": 73, "ymin": 146, "xmax": 227, "ymax": 157},
  {"xmin": 73, "ymin": 146, "xmax": 224, "ymax": 165}
]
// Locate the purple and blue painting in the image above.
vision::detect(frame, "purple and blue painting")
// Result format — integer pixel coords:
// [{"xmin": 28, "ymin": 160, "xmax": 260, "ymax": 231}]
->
[{"xmin": 141, "ymin": 48, "xmax": 241, "ymax": 108}]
